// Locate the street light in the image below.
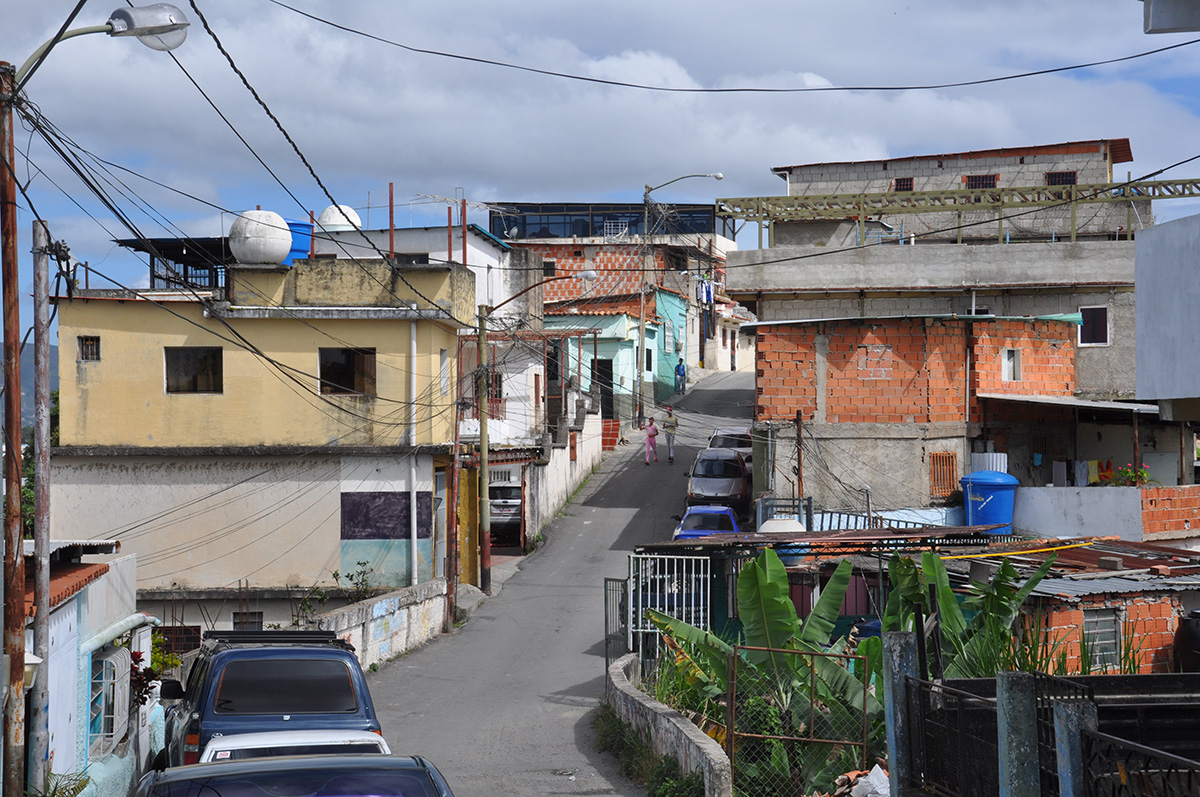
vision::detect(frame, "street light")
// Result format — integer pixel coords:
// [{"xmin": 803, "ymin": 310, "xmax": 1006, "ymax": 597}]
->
[
  {"xmin": 0, "ymin": 6, "xmax": 188, "ymax": 792},
  {"xmin": 476, "ymin": 269, "xmax": 596, "ymax": 594},
  {"xmin": 636, "ymin": 173, "xmax": 722, "ymax": 425}
]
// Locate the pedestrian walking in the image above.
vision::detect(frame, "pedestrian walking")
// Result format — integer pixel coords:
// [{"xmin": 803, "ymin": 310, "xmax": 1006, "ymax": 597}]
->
[
  {"xmin": 661, "ymin": 406, "xmax": 678, "ymax": 463},
  {"xmin": 675, "ymin": 358, "xmax": 687, "ymax": 394},
  {"xmin": 644, "ymin": 417, "xmax": 659, "ymax": 464}
]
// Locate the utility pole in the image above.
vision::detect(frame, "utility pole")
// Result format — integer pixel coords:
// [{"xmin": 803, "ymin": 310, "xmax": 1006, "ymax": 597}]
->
[
  {"xmin": 636, "ymin": 192, "xmax": 650, "ymax": 427},
  {"xmin": 478, "ymin": 305, "xmax": 492, "ymax": 595},
  {"xmin": 30, "ymin": 221, "xmax": 50, "ymax": 788},
  {"xmin": 1, "ymin": 62, "xmax": 26, "ymax": 797}
]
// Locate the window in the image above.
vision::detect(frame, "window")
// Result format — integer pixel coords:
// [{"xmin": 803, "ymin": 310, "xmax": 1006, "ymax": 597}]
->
[
  {"xmin": 1046, "ymin": 171, "xmax": 1077, "ymax": 186},
  {"xmin": 212, "ymin": 659, "xmax": 358, "ymax": 714},
  {"xmin": 232, "ymin": 611, "xmax": 264, "ymax": 631},
  {"xmin": 78, "ymin": 335, "xmax": 101, "ymax": 361},
  {"xmin": 1083, "ymin": 608, "xmax": 1120, "ymax": 670},
  {"xmin": 165, "ymin": 347, "xmax": 223, "ymax": 393},
  {"xmin": 547, "ymin": 343, "xmax": 562, "ymax": 383},
  {"xmin": 1079, "ymin": 306, "xmax": 1109, "ymax": 346},
  {"xmin": 90, "ymin": 646, "xmax": 131, "ymax": 757},
  {"xmin": 644, "ymin": 346, "xmax": 653, "ymax": 373},
  {"xmin": 319, "ymin": 348, "xmax": 376, "ymax": 395},
  {"xmin": 439, "ymin": 348, "xmax": 449, "ymax": 395},
  {"xmin": 542, "ymin": 259, "xmax": 556, "ymax": 277},
  {"xmin": 893, "ymin": 177, "xmax": 914, "ymax": 192},
  {"xmin": 966, "ymin": 174, "xmax": 998, "ymax": 190},
  {"xmin": 1002, "ymin": 348, "xmax": 1022, "ymax": 382},
  {"xmin": 929, "ymin": 452, "xmax": 959, "ymax": 498}
]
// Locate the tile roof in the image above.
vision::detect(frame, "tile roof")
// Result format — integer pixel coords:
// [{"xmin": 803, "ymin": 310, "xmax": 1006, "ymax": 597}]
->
[{"xmin": 23, "ymin": 563, "xmax": 110, "ymax": 619}]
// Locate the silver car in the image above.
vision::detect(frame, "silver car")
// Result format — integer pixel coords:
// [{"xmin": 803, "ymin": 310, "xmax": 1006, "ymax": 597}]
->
[{"xmin": 686, "ymin": 448, "xmax": 751, "ymax": 516}]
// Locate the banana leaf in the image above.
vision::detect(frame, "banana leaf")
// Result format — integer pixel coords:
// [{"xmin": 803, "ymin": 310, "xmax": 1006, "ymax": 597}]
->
[
  {"xmin": 738, "ymin": 549, "xmax": 801, "ymax": 674},
  {"xmin": 797, "ymin": 559, "xmax": 853, "ymax": 648}
]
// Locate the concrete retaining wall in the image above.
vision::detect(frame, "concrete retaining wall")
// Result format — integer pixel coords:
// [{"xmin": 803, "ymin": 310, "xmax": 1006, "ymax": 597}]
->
[
  {"xmin": 307, "ymin": 578, "xmax": 448, "ymax": 669},
  {"xmin": 606, "ymin": 654, "xmax": 732, "ymax": 797}
]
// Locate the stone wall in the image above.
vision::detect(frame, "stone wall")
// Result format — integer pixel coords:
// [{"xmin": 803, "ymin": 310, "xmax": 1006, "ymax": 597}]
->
[
  {"xmin": 308, "ymin": 578, "xmax": 448, "ymax": 669},
  {"xmin": 605, "ymin": 654, "xmax": 732, "ymax": 797}
]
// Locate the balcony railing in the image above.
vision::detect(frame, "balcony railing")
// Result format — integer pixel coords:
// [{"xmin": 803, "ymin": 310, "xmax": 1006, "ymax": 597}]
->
[{"xmin": 461, "ymin": 397, "xmax": 506, "ymax": 421}]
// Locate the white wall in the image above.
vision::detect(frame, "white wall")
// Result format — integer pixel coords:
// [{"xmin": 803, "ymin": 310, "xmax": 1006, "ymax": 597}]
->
[
  {"xmin": 526, "ymin": 413, "xmax": 605, "ymax": 539},
  {"xmin": 1013, "ymin": 486, "xmax": 1145, "ymax": 540}
]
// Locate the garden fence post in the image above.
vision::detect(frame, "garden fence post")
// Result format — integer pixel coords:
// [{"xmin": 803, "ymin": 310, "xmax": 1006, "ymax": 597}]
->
[
  {"xmin": 882, "ymin": 631, "xmax": 917, "ymax": 797},
  {"xmin": 997, "ymin": 671, "xmax": 1039, "ymax": 797},
  {"xmin": 1053, "ymin": 698, "xmax": 1098, "ymax": 797}
]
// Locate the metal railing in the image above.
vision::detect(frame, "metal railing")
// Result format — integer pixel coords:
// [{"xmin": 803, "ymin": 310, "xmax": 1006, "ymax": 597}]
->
[
  {"xmin": 1084, "ymin": 729, "xmax": 1200, "ymax": 797},
  {"xmin": 626, "ymin": 553, "xmax": 710, "ymax": 663},
  {"xmin": 603, "ymin": 577, "xmax": 629, "ymax": 671},
  {"xmin": 908, "ymin": 677, "xmax": 1000, "ymax": 797},
  {"xmin": 1034, "ymin": 673, "xmax": 1095, "ymax": 797}
]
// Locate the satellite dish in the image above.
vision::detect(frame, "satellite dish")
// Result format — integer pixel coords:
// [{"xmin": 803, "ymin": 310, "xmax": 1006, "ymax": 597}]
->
[{"xmin": 504, "ymin": 227, "xmax": 519, "ymax": 239}]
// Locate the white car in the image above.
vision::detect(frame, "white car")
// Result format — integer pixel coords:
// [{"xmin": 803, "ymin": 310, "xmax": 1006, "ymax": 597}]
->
[{"xmin": 199, "ymin": 729, "xmax": 391, "ymax": 762}]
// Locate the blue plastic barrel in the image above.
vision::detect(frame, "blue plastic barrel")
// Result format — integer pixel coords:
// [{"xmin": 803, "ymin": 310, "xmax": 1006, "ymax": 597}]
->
[
  {"xmin": 960, "ymin": 470, "xmax": 1019, "ymax": 534},
  {"xmin": 283, "ymin": 219, "xmax": 313, "ymax": 266}
]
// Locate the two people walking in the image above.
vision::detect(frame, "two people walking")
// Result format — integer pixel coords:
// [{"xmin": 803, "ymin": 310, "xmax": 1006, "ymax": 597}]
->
[{"xmin": 644, "ymin": 406, "xmax": 679, "ymax": 464}]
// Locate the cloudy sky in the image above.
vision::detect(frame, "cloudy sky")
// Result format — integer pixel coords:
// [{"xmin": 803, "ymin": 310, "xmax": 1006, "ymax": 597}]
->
[{"xmin": 4, "ymin": 0, "xmax": 1200, "ymax": 314}]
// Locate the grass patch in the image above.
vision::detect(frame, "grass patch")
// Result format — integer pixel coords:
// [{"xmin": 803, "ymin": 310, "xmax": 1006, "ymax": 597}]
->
[{"xmin": 593, "ymin": 704, "xmax": 704, "ymax": 797}]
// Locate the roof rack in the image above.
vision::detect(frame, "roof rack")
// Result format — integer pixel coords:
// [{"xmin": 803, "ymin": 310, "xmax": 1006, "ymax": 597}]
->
[{"xmin": 202, "ymin": 630, "xmax": 353, "ymax": 651}]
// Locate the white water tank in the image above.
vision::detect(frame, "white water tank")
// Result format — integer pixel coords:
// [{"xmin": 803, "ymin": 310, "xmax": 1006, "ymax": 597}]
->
[
  {"xmin": 317, "ymin": 204, "xmax": 362, "ymax": 232},
  {"xmin": 229, "ymin": 210, "xmax": 291, "ymax": 265}
]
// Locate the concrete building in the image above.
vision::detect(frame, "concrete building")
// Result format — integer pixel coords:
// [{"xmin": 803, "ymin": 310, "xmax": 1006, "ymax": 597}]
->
[
  {"xmin": 487, "ymin": 202, "xmax": 740, "ymax": 428},
  {"xmin": 721, "ymin": 139, "xmax": 1200, "ymax": 517},
  {"xmin": 52, "ymin": 236, "xmax": 473, "ymax": 634}
]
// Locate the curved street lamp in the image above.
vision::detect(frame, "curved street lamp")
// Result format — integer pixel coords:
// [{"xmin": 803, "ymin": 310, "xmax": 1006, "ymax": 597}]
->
[
  {"xmin": 476, "ymin": 270, "xmax": 596, "ymax": 593},
  {"xmin": 636, "ymin": 172, "xmax": 723, "ymax": 424},
  {"xmin": 0, "ymin": 6, "xmax": 188, "ymax": 793}
]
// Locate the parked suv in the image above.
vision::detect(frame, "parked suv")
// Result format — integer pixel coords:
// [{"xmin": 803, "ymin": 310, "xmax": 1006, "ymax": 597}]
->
[
  {"xmin": 707, "ymin": 426, "xmax": 753, "ymax": 464},
  {"xmin": 686, "ymin": 448, "xmax": 751, "ymax": 516},
  {"xmin": 157, "ymin": 630, "xmax": 380, "ymax": 767},
  {"xmin": 488, "ymin": 481, "xmax": 523, "ymax": 544}
]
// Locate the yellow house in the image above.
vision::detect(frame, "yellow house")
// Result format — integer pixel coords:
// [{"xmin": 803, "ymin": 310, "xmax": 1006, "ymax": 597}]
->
[{"xmin": 51, "ymin": 253, "xmax": 474, "ymax": 631}]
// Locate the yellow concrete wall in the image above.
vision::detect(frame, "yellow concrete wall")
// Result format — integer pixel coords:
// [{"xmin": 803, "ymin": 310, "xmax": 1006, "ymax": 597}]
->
[{"xmin": 57, "ymin": 298, "xmax": 459, "ymax": 448}]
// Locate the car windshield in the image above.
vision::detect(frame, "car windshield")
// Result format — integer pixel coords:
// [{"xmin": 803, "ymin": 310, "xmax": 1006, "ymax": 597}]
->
[
  {"xmin": 147, "ymin": 769, "xmax": 438, "ymax": 796},
  {"xmin": 692, "ymin": 458, "xmax": 742, "ymax": 479},
  {"xmin": 490, "ymin": 486, "xmax": 520, "ymax": 501},
  {"xmin": 710, "ymin": 434, "xmax": 750, "ymax": 449},
  {"xmin": 680, "ymin": 513, "xmax": 736, "ymax": 533},
  {"xmin": 212, "ymin": 659, "xmax": 358, "ymax": 714}
]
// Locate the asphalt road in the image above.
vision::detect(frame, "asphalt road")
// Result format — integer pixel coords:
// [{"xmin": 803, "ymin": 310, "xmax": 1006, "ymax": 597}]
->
[{"xmin": 367, "ymin": 370, "xmax": 754, "ymax": 796}]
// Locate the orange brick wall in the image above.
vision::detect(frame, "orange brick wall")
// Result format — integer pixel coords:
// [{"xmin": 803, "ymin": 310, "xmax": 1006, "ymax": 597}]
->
[
  {"xmin": 755, "ymin": 317, "xmax": 1076, "ymax": 424},
  {"xmin": 1141, "ymin": 485, "xmax": 1200, "ymax": 536},
  {"xmin": 518, "ymin": 243, "xmax": 684, "ymax": 303},
  {"xmin": 1041, "ymin": 594, "xmax": 1180, "ymax": 675}
]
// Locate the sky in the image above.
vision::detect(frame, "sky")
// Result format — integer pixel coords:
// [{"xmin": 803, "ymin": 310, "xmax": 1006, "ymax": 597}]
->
[{"xmin": 4, "ymin": 0, "xmax": 1200, "ymax": 326}]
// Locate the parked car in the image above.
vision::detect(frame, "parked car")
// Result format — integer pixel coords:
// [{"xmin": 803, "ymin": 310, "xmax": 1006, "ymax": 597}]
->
[
  {"xmin": 686, "ymin": 448, "xmax": 751, "ymax": 516},
  {"xmin": 200, "ymin": 729, "xmax": 391, "ymax": 762},
  {"xmin": 671, "ymin": 506, "xmax": 743, "ymax": 540},
  {"xmin": 157, "ymin": 630, "xmax": 380, "ymax": 767},
  {"xmin": 135, "ymin": 754, "xmax": 455, "ymax": 797},
  {"xmin": 488, "ymin": 481, "xmax": 523, "ymax": 544},
  {"xmin": 708, "ymin": 426, "xmax": 753, "ymax": 464}
]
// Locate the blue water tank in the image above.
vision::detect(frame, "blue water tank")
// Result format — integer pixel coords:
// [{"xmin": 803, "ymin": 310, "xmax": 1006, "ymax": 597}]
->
[
  {"xmin": 283, "ymin": 219, "xmax": 313, "ymax": 266},
  {"xmin": 960, "ymin": 470, "xmax": 1019, "ymax": 534}
]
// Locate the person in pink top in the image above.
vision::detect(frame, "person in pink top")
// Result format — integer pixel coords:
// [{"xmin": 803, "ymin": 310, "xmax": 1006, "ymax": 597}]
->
[{"xmin": 644, "ymin": 417, "xmax": 659, "ymax": 465}]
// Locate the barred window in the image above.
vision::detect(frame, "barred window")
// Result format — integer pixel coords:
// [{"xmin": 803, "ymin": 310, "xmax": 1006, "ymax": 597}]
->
[
  {"xmin": 1046, "ymin": 171, "xmax": 1077, "ymax": 186},
  {"xmin": 966, "ymin": 174, "xmax": 998, "ymax": 190},
  {"xmin": 893, "ymin": 177, "xmax": 914, "ymax": 192},
  {"xmin": 1083, "ymin": 608, "xmax": 1120, "ymax": 670},
  {"xmin": 930, "ymin": 452, "xmax": 959, "ymax": 498},
  {"xmin": 78, "ymin": 335, "xmax": 101, "ymax": 361}
]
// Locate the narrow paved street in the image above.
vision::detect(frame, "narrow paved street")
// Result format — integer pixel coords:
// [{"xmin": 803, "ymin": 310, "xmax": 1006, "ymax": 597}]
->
[{"xmin": 367, "ymin": 370, "xmax": 753, "ymax": 796}]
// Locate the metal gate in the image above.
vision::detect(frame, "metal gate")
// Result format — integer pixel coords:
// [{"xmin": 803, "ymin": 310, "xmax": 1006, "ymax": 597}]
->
[
  {"xmin": 627, "ymin": 553, "xmax": 711, "ymax": 660},
  {"xmin": 604, "ymin": 577, "xmax": 629, "ymax": 670}
]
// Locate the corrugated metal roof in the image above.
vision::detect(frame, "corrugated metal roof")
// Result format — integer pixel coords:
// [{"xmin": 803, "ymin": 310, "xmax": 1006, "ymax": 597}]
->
[
  {"xmin": 976, "ymin": 392, "xmax": 1159, "ymax": 414},
  {"xmin": 1030, "ymin": 575, "xmax": 1200, "ymax": 601}
]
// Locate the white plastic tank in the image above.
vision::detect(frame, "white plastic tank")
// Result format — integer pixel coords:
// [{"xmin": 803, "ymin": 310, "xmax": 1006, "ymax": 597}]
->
[
  {"xmin": 229, "ymin": 210, "xmax": 292, "ymax": 265},
  {"xmin": 316, "ymin": 204, "xmax": 362, "ymax": 232}
]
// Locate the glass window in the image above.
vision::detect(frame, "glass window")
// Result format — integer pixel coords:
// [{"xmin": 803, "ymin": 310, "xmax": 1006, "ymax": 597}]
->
[
  {"xmin": 165, "ymin": 347, "xmax": 223, "ymax": 393},
  {"xmin": 1079, "ymin": 306, "xmax": 1109, "ymax": 346},
  {"xmin": 681, "ymin": 513, "xmax": 736, "ymax": 533},
  {"xmin": 1046, "ymin": 171, "xmax": 1077, "ymax": 186},
  {"xmin": 89, "ymin": 647, "xmax": 130, "ymax": 757},
  {"xmin": 1083, "ymin": 608, "xmax": 1120, "ymax": 670},
  {"xmin": 1002, "ymin": 348, "xmax": 1021, "ymax": 382},
  {"xmin": 966, "ymin": 174, "xmax": 998, "ymax": 190},
  {"xmin": 320, "ymin": 348, "xmax": 376, "ymax": 395},
  {"xmin": 145, "ymin": 768, "xmax": 439, "ymax": 797},
  {"xmin": 212, "ymin": 659, "xmax": 358, "ymax": 714},
  {"xmin": 710, "ymin": 434, "xmax": 751, "ymax": 449},
  {"xmin": 693, "ymin": 457, "xmax": 743, "ymax": 479}
]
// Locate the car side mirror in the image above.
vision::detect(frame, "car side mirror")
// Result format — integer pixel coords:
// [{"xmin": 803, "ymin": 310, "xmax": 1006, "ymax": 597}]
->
[{"xmin": 159, "ymin": 679, "xmax": 185, "ymax": 700}]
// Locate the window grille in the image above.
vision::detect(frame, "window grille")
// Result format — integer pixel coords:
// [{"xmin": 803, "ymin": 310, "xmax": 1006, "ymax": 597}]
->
[
  {"xmin": 893, "ymin": 177, "xmax": 914, "ymax": 192},
  {"xmin": 930, "ymin": 452, "xmax": 959, "ymax": 498},
  {"xmin": 78, "ymin": 335, "xmax": 101, "ymax": 362},
  {"xmin": 232, "ymin": 611, "xmax": 264, "ymax": 631},
  {"xmin": 1046, "ymin": 171, "xmax": 1077, "ymax": 186},
  {"xmin": 1083, "ymin": 608, "xmax": 1120, "ymax": 670},
  {"xmin": 966, "ymin": 174, "xmax": 998, "ymax": 190},
  {"xmin": 89, "ymin": 646, "xmax": 131, "ymax": 757}
]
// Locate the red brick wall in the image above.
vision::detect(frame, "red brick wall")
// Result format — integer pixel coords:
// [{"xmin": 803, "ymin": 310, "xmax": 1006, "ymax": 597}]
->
[
  {"xmin": 1041, "ymin": 594, "xmax": 1180, "ymax": 674},
  {"xmin": 755, "ymin": 317, "xmax": 1076, "ymax": 424},
  {"xmin": 517, "ymin": 243, "xmax": 657, "ymax": 302},
  {"xmin": 1141, "ymin": 485, "xmax": 1200, "ymax": 537}
]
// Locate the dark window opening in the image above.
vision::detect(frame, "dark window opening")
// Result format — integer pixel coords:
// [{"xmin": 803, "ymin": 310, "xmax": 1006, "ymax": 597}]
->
[
  {"xmin": 966, "ymin": 174, "xmax": 998, "ymax": 190},
  {"xmin": 1079, "ymin": 306, "xmax": 1109, "ymax": 346},
  {"xmin": 78, "ymin": 335, "xmax": 101, "ymax": 362},
  {"xmin": 166, "ymin": 347, "xmax": 223, "ymax": 393},
  {"xmin": 644, "ymin": 347, "xmax": 653, "ymax": 372},
  {"xmin": 542, "ymin": 260, "xmax": 556, "ymax": 277},
  {"xmin": 1046, "ymin": 171, "xmax": 1077, "ymax": 186},
  {"xmin": 232, "ymin": 611, "xmax": 263, "ymax": 631},
  {"xmin": 320, "ymin": 348, "xmax": 376, "ymax": 395},
  {"xmin": 547, "ymin": 342, "xmax": 562, "ymax": 383},
  {"xmin": 893, "ymin": 177, "xmax": 913, "ymax": 192}
]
